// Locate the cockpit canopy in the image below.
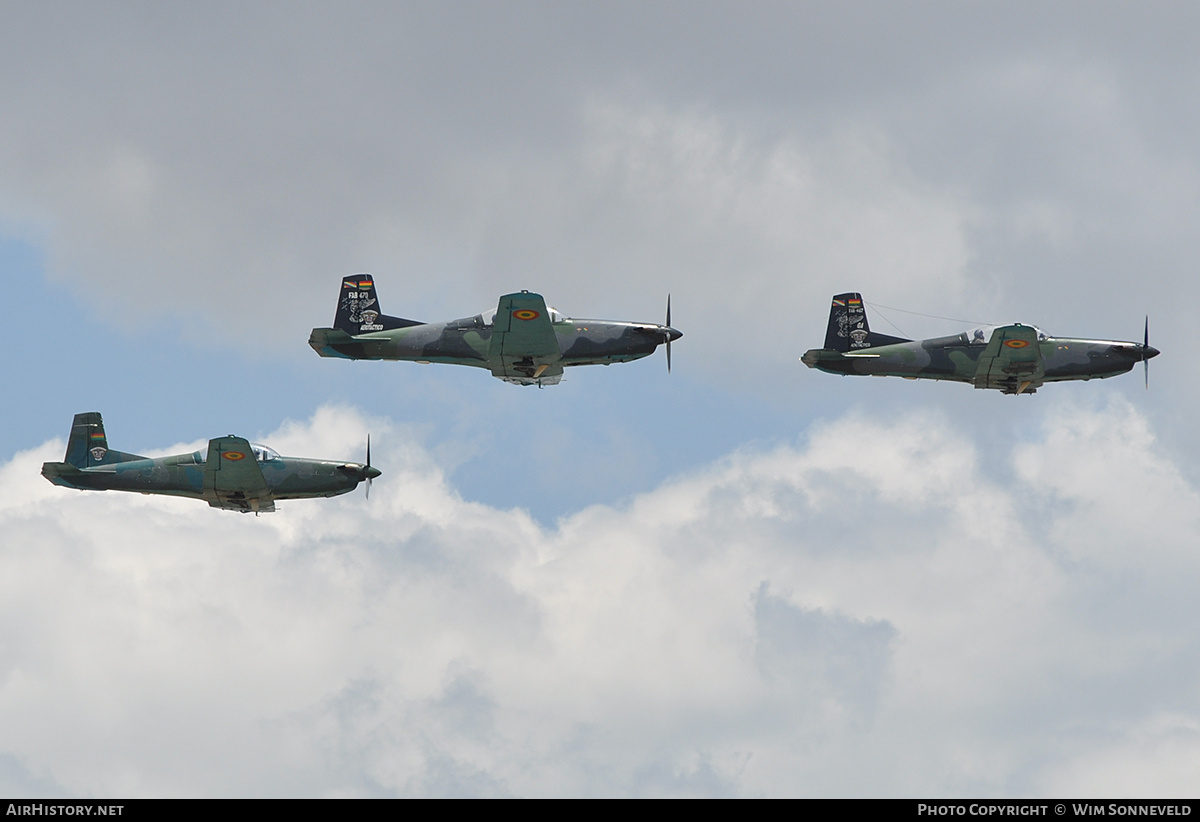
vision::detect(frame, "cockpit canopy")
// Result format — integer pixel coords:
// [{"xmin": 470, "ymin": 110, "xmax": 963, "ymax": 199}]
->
[
  {"xmin": 251, "ymin": 444, "xmax": 280, "ymax": 462},
  {"xmin": 967, "ymin": 324, "xmax": 1048, "ymax": 343}
]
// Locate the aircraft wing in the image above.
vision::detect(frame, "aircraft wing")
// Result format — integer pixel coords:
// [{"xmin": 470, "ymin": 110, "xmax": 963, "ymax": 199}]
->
[
  {"xmin": 974, "ymin": 325, "xmax": 1045, "ymax": 394},
  {"xmin": 203, "ymin": 436, "xmax": 274, "ymax": 512},
  {"xmin": 489, "ymin": 292, "xmax": 562, "ymax": 383}
]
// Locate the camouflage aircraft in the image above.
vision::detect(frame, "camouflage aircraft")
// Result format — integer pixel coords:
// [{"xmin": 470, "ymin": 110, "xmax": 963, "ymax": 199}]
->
[
  {"xmin": 802, "ymin": 293, "xmax": 1159, "ymax": 395},
  {"xmin": 41, "ymin": 412, "xmax": 380, "ymax": 513},
  {"xmin": 308, "ymin": 275, "xmax": 682, "ymax": 386}
]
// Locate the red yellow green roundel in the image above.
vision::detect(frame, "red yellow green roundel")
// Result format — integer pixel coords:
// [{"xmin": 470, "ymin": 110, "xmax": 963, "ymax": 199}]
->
[
  {"xmin": 512, "ymin": 309, "xmax": 540, "ymax": 321},
  {"xmin": 223, "ymin": 451, "xmax": 246, "ymax": 461},
  {"xmin": 1004, "ymin": 339, "xmax": 1031, "ymax": 349}
]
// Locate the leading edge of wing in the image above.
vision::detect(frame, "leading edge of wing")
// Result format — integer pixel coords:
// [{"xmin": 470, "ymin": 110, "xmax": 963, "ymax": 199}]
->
[
  {"xmin": 204, "ymin": 436, "xmax": 271, "ymax": 498},
  {"xmin": 491, "ymin": 291, "xmax": 559, "ymax": 358},
  {"xmin": 975, "ymin": 324, "xmax": 1045, "ymax": 392}
]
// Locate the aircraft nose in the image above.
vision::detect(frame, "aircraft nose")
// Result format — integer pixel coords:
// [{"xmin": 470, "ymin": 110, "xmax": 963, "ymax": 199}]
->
[
  {"xmin": 1143, "ymin": 345, "xmax": 1160, "ymax": 360},
  {"xmin": 665, "ymin": 326, "xmax": 682, "ymax": 342},
  {"xmin": 338, "ymin": 463, "xmax": 382, "ymax": 481}
]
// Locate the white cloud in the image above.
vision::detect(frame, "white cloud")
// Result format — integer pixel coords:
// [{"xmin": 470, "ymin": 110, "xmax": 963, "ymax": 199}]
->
[{"xmin": 3, "ymin": 403, "xmax": 1198, "ymax": 796}]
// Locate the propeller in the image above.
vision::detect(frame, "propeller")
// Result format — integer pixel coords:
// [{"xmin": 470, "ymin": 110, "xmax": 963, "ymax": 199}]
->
[
  {"xmin": 365, "ymin": 434, "xmax": 373, "ymax": 499},
  {"xmin": 337, "ymin": 435, "xmax": 380, "ymax": 496},
  {"xmin": 1143, "ymin": 316, "xmax": 1150, "ymax": 389},
  {"xmin": 665, "ymin": 294, "xmax": 673, "ymax": 373}
]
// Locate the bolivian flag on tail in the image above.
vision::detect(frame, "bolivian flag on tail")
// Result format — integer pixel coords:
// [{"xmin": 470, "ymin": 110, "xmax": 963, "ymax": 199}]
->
[
  {"xmin": 822, "ymin": 291, "xmax": 910, "ymax": 352},
  {"xmin": 332, "ymin": 273, "xmax": 424, "ymax": 334},
  {"xmin": 65, "ymin": 412, "xmax": 108, "ymax": 467}
]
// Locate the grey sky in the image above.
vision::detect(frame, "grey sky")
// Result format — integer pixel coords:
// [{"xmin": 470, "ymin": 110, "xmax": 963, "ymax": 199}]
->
[{"xmin": 5, "ymin": 3, "xmax": 1195, "ymax": 342}]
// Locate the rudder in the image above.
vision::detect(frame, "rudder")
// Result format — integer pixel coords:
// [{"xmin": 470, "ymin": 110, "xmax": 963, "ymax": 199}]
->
[
  {"xmin": 65, "ymin": 412, "xmax": 106, "ymax": 468},
  {"xmin": 333, "ymin": 274, "xmax": 422, "ymax": 334},
  {"xmin": 823, "ymin": 292, "xmax": 909, "ymax": 352},
  {"xmin": 63, "ymin": 412, "xmax": 146, "ymax": 468}
]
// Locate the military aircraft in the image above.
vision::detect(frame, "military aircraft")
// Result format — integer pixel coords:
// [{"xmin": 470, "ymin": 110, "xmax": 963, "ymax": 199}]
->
[
  {"xmin": 41, "ymin": 413, "xmax": 380, "ymax": 513},
  {"xmin": 308, "ymin": 275, "xmax": 682, "ymax": 386},
  {"xmin": 801, "ymin": 293, "xmax": 1159, "ymax": 395}
]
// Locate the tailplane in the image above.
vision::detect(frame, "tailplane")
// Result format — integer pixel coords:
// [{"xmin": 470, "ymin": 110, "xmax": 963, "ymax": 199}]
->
[
  {"xmin": 824, "ymin": 293, "xmax": 910, "ymax": 352},
  {"xmin": 62, "ymin": 412, "xmax": 146, "ymax": 468},
  {"xmin": 333, "ymin": 274, "xmax": 422, "ymax": 334}
]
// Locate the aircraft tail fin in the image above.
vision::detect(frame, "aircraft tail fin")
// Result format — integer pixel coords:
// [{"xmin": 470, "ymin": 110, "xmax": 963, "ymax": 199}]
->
[
  {"xmin": 333, "ymin": 274, "xmax": 422, "ymax": 334},
  {"xmin": 63, "ymin": 412, "xmax": 146, "ymax": 468},
  {"xmin": 823, "ymin": 293, "xmax": 910, "ymax": 352}
]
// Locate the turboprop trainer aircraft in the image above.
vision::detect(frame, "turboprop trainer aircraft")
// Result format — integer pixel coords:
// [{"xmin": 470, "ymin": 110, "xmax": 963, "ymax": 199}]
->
[
  {"xmin": 308, "ymin": 275, "xmax": 682, "ymax": 386},
  {"xmin": 801, "ymin": 293, "xmax": 1159, "ymax": 395},
  {"xmin": 41, "ymin": 413, "xmax": 380, "ymax": 513}
]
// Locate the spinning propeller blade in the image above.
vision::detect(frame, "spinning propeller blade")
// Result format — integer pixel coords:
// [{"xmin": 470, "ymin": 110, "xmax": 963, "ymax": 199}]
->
[
  {"xmin": 666, "ymin": 295, "xmax": 673, "ymax": 373},
  {"xmin": 1144, "ymin": 316, "xmax": 1150, "ymax": 389}
]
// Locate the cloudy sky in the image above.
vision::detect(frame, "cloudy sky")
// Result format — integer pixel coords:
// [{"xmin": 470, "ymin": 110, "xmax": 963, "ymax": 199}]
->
[{"xmin": 2, "ymin": 1, "xmax": 1199, "ymax": 797}]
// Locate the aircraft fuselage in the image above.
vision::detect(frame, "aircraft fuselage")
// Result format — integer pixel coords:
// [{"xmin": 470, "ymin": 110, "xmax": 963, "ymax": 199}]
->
[
  {"xmin": 310, "ymin": 317, "xmax": 676, "ymax": 368},
  {"xmin": 803, "ymin": 334, "xmax": 1154, "ymax": 385},
  {"xmin": 43, "ymin": 452, "xmax": 368, "ymax": 500},
  {"xmin": 309, "ymin": 278, "xmax": 681, "ymax": 386}
]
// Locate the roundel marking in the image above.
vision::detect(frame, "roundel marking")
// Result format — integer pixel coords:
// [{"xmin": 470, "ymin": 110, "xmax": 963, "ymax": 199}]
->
[
  {"xmin": 512, "ymin": 309, "xmax": 540, "ymax": 321},
  {"xmin": 1004, "ymin": 339, "xmax": 1031, "ymax": 349},
  {"xmin": 223, "ymin": 451, "xmax": 246, "ymax": 461}
]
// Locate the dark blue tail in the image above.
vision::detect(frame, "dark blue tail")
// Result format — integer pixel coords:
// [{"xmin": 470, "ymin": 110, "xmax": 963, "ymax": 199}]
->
[
  {"xmin": 333, "ymin": 274, "xmax": 422, "ymax": 334},
  {"xmin": 824, "ymin": 293, "xmax": 910, "ymax": 352},
  {"xmin": 64, "ymin": 413, "xmax": 145, "ymax": 468}
]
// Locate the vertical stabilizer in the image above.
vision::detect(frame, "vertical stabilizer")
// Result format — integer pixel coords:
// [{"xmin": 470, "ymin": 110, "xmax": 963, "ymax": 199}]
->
[
  {"xmin": 823, "ymin": 293, "xmax": 909, "ymax": 352},
  {"xmin": 333, "ymin": 274, "xmax": 421, "ymax": 334},
  {"xmin": 65, "ymin": 412, "xmax": 107, "ymax": 468},
  {"xmin": 63, "ymin": 412, "xmax": 146, "ymax": 467},
  {"xmin": 335, "ymin": 274, "xmax": 384, "ymax": 333}
]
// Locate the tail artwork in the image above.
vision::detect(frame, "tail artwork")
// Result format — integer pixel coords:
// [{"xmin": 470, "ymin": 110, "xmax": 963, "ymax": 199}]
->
[
  {"xmin": 334, "ymin": 274, "xmax": 422, "ymax": 335},
  {"xmin": 823, "ymin": 293, "xmax": 910, "ymax": 353},
  {"xmin": 43, "ymin": 412, "xmax": 147, "ymax": 485},
  {"xmin": 62, "ymin": 412, "xmax": 146, "ymax": 469}
]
